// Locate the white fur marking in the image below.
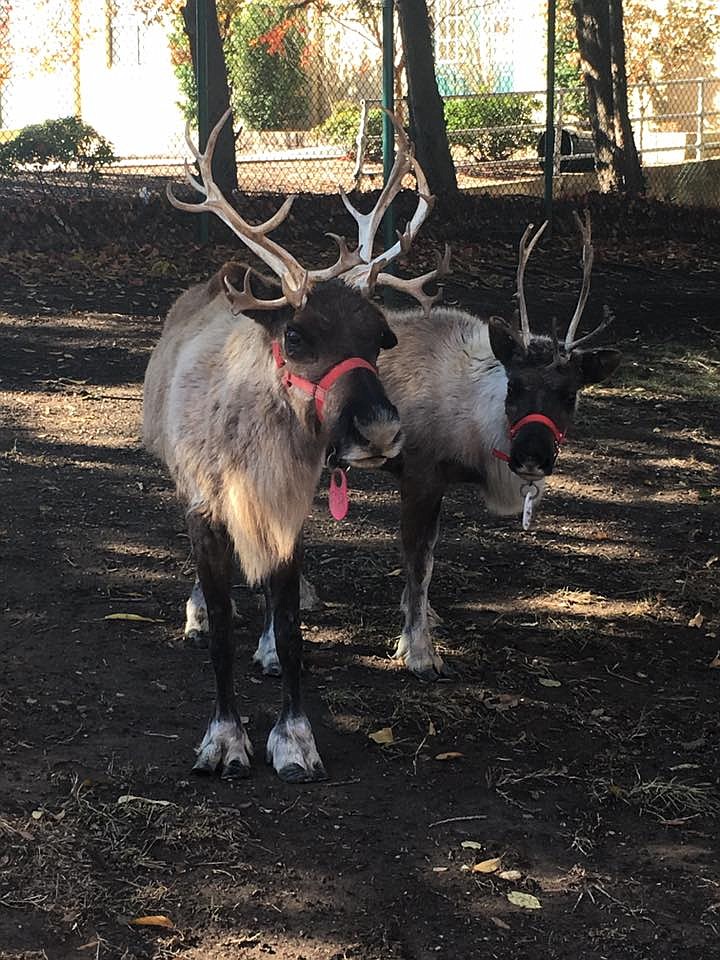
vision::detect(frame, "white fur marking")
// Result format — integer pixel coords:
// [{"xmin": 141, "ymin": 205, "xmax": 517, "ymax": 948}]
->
[{"xmin": 253, "ymin": 620, "xmax": 280, "ymax": 674}]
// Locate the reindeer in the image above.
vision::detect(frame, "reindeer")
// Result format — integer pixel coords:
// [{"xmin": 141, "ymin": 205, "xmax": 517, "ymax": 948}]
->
[
  {"xmin": 247, "ymin": 214, "xmax": 621, "ymax": 682},
  {"xmin": 143, "ymin": 110, "xmax": 442, "ymax": 780}
]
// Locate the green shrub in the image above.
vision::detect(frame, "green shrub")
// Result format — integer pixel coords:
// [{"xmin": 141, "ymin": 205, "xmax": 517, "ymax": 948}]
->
[
  {"xmin": 316, "ymin": 102, "xmax": 384, "ymax": 159},
  {"xmin": 227, "ymin": 4, "xmax": 309, "ymax": 130},
  {"xmin": 444, "ymin": 92, "xmax": 540, "ymax": 161},
  {"xmin": 0, "ymin": 116, "xmax": 116, "ymax": 176}
]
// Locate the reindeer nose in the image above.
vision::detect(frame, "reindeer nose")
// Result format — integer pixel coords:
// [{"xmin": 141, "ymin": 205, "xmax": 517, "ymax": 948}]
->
[{"xmin": 353, "ymin": 414, "xmax": 403, "ymax": 458}]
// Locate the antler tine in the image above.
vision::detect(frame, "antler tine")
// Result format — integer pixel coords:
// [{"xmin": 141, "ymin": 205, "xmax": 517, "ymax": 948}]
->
[
  {"xmin": 339, "ymin": 112, "xmax": 414, "ymax": 264},
  {"xmin": 564, "ymin": 210, "xmax": 594, "ymax": 351},
  {"xmin": 566, "ymin": 303, "xmax": 614, "ymax": 351},
  {"xmin": 224, "ymin": 268, "xmax": 290, "ymax": 314},
  {"xmin": 307, "ymin": 233, "xmax": 364, "ymax": 282},
  {"xmin": 167, "ymin": 108, "xmax": 308, "ymax": 307},
  {"xmin": 374, "ymin": 244, "xmax": 452, "ymax": 319},
  {"xmin": 516, "ymin": 220, "xmax": 548, "ymax": 350}
]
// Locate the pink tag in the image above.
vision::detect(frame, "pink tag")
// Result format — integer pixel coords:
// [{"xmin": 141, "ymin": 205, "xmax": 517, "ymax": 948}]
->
[{"xmin": 328, "ymin": 468, "xmax": 349, "ymax": 520}]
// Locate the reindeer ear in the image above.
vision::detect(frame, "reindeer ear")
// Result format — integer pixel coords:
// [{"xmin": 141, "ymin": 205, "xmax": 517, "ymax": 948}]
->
[
  {"xmin": 488, "ymin": 317, "xmax": 521, "ymax": 367},
  {"xmin": 576, "ymin": 348, "xmax": 622, "ymax": 385}
]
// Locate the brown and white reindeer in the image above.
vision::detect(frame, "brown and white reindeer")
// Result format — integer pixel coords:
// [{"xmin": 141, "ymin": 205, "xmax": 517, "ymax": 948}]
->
[
  {"xmin": 250, "ymin": 214, "xmax": 622, "ymax": 682},
  {"xmin": 143, "ymin": 109, "xmax": 443, "ymax": 780}
]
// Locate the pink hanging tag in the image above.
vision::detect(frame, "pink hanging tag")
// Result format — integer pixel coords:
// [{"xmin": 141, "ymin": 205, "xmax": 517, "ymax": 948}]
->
[{"xmin": 328, "ymin": 467, "xmax": 349, "ymax": 521}]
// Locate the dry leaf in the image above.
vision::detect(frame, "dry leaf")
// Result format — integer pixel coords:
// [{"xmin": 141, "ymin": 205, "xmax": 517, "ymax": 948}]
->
[
  {"xmin": 104, "ymin": 613, "xmax": 163, "ymax": 623},
  {"xmin": 427, "ymin": 720, "xmax": 437, "ymax": 736},
  {"xmin": 483, "ymin": 694, "xmax": 520, "ymax": 712},
  {"xmin": 129, "ymin": 915, "xmax": 174, "ymax": 929},
  {"xmin": 432, "ymin": 866, "xmax": 449, "ymax": 873},
  {"xmin": 498, "ymin": 869, "xmax": 522, "ymax": 881},
  {"xmin": 688, "ymin": 611, "xmax": 704, "ymax": 628},
  {"xmin": 490, "ymin": 916, "xmax": 511, "ymax": 931},
  {"xmin": 538, "ymin": 678, "xmax": 561, "ymax": 688},
  {"xmin": 507, "ymin": 891, "xmax": 542, "ymax": 910},
  {"xmin": 434, "ymin": 751, "xmax": 464, "ymax": 761},
  {"xmin": 708, "ymin": 652, "xmax": 720, "ymax": 669},
  {"xmin": 368, "ymin": 727, "xmax": 394, "ymax": 745},
  {"xmin": 472, "ymin": 857, "xmax": 502, "ymax": 873},
  {"xmin": 461, "ymin": 840, "xmax": 483, "ymax": 851},
  {"xmin": 387, "ymin": 568, "xmax": 403, "ymax": 577}
]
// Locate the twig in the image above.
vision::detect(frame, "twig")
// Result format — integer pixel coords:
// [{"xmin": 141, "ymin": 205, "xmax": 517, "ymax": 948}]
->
[{"xmin": 428, "ymin": 814, "xmax": 488, "ymax": 828}]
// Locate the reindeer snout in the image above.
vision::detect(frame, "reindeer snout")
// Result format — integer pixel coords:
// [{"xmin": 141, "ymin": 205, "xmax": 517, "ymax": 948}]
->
[
  {"xmin": 510, "ymin": 423, "xmax": 558, "ymax": 479},
  {"xmin": 352, "ymin": 412, "xmax": 403, "ymax": 461}
]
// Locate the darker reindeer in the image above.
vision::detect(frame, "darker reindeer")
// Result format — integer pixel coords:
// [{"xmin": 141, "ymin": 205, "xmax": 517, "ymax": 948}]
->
[
  {"xmin": 144, "ymin": 110, "xmax": 442, "ymax": 780},
  {"xmin": 249, "ymin": 214, "xmax": 621, "ymax": 682},
  {"xmin": 379, "ymin": 214, "xmax": 621, "ymax": 678}
]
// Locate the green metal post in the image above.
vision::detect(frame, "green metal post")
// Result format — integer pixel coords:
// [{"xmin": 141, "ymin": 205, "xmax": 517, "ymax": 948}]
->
[
  {"xmin": 196, "ymin": 0, "xmax": 209, "ymax": 244},
  {"xmin": 544, "ymin": 0, "xmax": 556, "ymax": 230},
  {"xmin": 381, "ymin": 0, "xmax": 395, "ymax": 257}
]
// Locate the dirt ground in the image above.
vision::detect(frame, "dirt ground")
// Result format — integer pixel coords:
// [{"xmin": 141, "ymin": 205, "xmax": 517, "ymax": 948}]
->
[{"xmin": 1, "ymin": 198, "xmax": 719, "ymax": 960}]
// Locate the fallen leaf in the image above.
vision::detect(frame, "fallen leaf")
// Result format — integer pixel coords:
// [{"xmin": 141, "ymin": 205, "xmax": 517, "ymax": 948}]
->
[
  {"xmin": 30, "ymin": 809, "xmax": 44, "ymax": 820},
  {"xmin": 706, "ymin": 555, "xmax": 719, "ymax": 568},
  {"xmin": 434, "ymin": 751, "xmax": 464, "ymax": 761},
  {"xmin": 688, "ymin": 611, "xmax": 704, "ymax": 628},
  {"xmin": 507, "ymin": 891, "xmax": 542, "ymax": 910},
  {"xmin": 103, "ymin": 613, "xmax": 163, "ymax": 623},
  {"xmin": 129, "ymin": 915, "xmax": 174, "ymax": 929},
  {"xmin": 387, "ymin": 568, "xmax": 403, "ymax": 577},
  {"xmin": 490, "ymin": 916, "xmax": 511, "ymax": 931},
  {"xmin": 538, "ymin": 678, "xmax": 561, "ymax": 688},
  {"xmin": 461, "ymin": 840, "xmax": 484, "ymax": 851},
  {"xmin": 432, "ymin": 866, "xmax": 449, "ymax": 873},
  {"xmin": 368, "ymin": 727, "xmax": 394, "ymax": 745},
  {"xmin": 708, "ymin": 652, "xmax": 720, "ymax": 669},
  {"xmin": 473, "ymin": 857, "xmax": 502, "ymax": 873},
  {"xmin": 427, "ymin": 720, "xmax": 437, "ymax": 736},
  {"xmin": 498, "ymin": 869, "xmax": 523, "ymax": 881}
]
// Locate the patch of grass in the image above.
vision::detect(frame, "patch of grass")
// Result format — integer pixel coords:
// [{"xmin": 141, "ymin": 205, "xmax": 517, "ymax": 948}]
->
[
  {"xmin": 611, "ymin": 345, "xmax": 720, "ymax": 400},
  {"xmin": 591, "ymin": 774, "xmax": 720, "ymax": 819}
]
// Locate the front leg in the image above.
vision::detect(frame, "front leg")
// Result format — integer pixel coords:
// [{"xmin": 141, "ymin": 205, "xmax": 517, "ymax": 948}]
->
[
  {"xmin": 265, "ymin": 544, "xmax": 326, "ymax": 782},
  {"xmin": 188, "ymin": 512, "xmax": 253, "ymax": 779},
  {"xmin": 394, "ymin": 475, "xmax": 451, "ymax": 681},
  {"xmin": 253, "ymin": 572, "xmax": 319, "ymax": 676}
]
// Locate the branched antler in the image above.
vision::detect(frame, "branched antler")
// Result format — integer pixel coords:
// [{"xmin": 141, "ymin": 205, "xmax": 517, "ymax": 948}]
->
[
  {"xmin": 372, "ymin": 244, "xmax": 452, "ymax": 318},
  {"xmin": 516, "ymin": 221, "xmax": 548, "ymax": 349},
  {"xmin": 564, "ymin": 210, "xmax": 595, "ymax": 351}
]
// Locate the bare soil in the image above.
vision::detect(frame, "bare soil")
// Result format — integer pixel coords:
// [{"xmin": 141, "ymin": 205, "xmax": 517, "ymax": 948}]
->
[{"xmin": 1, "ymin": 200, "xmax": 719, "ymax": 960}]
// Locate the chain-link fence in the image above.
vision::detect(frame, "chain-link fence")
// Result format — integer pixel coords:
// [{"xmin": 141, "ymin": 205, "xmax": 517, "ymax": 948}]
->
[{"xmin": 0, "ymin": 1, "xmax": 719, "ymax": 204}]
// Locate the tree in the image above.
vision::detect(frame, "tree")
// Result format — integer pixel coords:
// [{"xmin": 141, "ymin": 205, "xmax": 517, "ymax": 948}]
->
[
  {"xmin": 572, "ymin": 0, "xmax": 643, "ymax": 194},
  {"xmin": 181, "ymin": 0, "xmax": 238, "ymax": 196},
  {"xmin": 396, "ymin": 0, "xmax": 457, "ymax": 197}
]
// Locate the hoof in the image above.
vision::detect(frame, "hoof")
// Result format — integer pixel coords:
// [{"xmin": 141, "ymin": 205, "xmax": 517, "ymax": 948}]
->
[
  {"xmin": 267, "ymin": 714, "xmax": 326, "ymax": 783},
  {"xmin": 194, "ymin": 716, "xmax": 253, "ymax": 778},
  {"xmin": 411, "ymin": 659, "xmax": 457, "ymax": 683},
  {"xmin": 184, "ymin": 629, "xmax": 209, "ymax": 649},
  {"xmin": 277, "ymin": 761, "xmax": 327, "ymax": 783}
]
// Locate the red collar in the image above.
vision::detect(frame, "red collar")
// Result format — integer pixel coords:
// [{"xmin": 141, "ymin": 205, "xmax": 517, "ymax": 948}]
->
[
  {"xmin": 272, "ymin": 341, "xmax": 377, "ymax": 422},
  {"xmin": 492, "ymin": 413, "xmax": 566, "ymax": 463}
]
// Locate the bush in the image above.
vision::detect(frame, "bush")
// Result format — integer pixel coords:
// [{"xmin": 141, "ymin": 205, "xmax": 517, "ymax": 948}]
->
[
  {"xmin": 316, "ymin": 102, "xmax": 384, "ymax": 160},
  {"xmin": 226, "ymin": 4, "xmax": 309, "ymax": 130},
  {"xmin": 0, "ymin": 116, "xmax": 116, "ymax": 177},
  {"xmin": 444, "ymin": 92, "xmax": 540, "ymax": 161}
]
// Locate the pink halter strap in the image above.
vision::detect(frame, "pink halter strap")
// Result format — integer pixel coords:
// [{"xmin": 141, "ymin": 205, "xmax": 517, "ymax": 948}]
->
[{"xmin": 272, "ymin": 341, "xmax": 378, "ymax": 422}]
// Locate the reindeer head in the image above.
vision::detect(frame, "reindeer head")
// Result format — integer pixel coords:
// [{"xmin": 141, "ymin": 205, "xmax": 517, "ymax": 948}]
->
[
  {"xmin": 489, "ymin": 213, "xmax": 621, "ymax": 480},
  {"xmin": 168, "ymin": 109, "xmax": 446, "ymax": 471}
]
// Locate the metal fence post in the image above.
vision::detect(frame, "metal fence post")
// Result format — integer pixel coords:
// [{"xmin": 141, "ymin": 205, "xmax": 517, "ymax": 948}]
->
[
  {"xmin": 696, "ymin": 77, "xmax": 705, "ymax": 162},
  {"xmin": 196, "ymin": 0, "xmax": 209, "ymax": 244},
  {"xmin": 544, "ymin": 0, "xmax": 556, "ymax": 229},
  {"xmin": 381, "ymin": 0, "xmax": 395, "ymax": 258}
]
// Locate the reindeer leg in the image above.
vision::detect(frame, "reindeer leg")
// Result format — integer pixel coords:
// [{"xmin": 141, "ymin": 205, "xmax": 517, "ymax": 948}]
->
[
  {"xmin": 185, "ymin": 576, "xmax": 240, "ymax": 648},
  {"xmin": 394, "ymin": 478, "xmax": 453, "ymax": 681},
  {"xmin": 188, "ymin": 512, "xmax": 253, "ymax": 779},
  {"xmin": 253, "ymin": 578, "xmax": 282, "ymax": 676},
  {"xmin": 266, "ymin": 542, "xmax": 326, "ymax": 783}
]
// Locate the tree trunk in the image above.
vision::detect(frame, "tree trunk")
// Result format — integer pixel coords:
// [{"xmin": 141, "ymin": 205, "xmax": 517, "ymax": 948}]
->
[
  {"xmin": 573, "ymin": 0, "xmax": 643, "ymax": 194},
  {"xmin": 182, "ymin": 0, "xmax": 237, "ymax": 197},
  {"xmin": 608, "ymin": 0, "xmax": 644, "ymax": 194},
  {"xmin": 396, "ymin": 0, "xmax": 457, "ymax": 197}
]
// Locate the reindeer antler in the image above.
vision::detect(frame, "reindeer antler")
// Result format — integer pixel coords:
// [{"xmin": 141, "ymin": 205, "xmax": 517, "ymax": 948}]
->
[
  {"xmin": 515, "ymin": 221, "xmax": 548, "ymax": 350},
  {"xmin": 564, "ymin": 210, "xmax": 595, "ymax": 351},
  {"xmin": 168, "ymin": 108, "xmax": 438, "ymax": 314},
  {"xmin": 168, "ymin": 108, "xmax": 309, "ymax": 307}
]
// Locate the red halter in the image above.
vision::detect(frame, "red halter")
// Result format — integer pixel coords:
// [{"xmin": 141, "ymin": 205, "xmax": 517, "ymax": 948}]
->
[
  {"xmin": 272, "ymin": 341, "xmax": 377, "ymax": 422},
  {"xmin": 492, "ymin": 413, "xmax": 566, "ymax": 463}
]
